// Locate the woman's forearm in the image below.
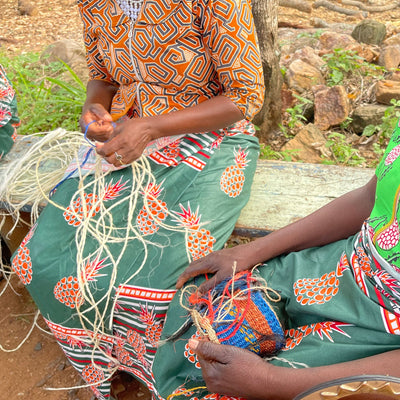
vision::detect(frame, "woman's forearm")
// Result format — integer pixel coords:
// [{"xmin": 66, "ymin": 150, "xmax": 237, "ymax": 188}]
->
[
  {"xmin": 265, "ymin": 349, "xmax": 400, "ymax": 400},
  {"xmin": 83, "ymin": 79, "xmax": 119, "ymax": 113},
  {"xmin": 143, "ymin": 95, "xmax": 244, "ymax": 140},
  {"xmin": 240, "ymin": 175, "xmax": 377, "ymax": 266}
]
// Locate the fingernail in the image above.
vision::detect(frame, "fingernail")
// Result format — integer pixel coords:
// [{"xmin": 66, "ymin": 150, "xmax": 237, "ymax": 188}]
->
[{"xmin": 188, "ymin": 339, "xmax": 199, "ymax": 350}]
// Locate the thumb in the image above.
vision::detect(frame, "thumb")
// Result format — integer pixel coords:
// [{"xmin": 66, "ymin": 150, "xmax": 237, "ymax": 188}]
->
[
  {"xmin": 90, "ymin": 104, "xmax": 113, "ymax": 122},
  {"xmin": 189, "ymin": 339, "xmax": 229, "ymax": 363}
]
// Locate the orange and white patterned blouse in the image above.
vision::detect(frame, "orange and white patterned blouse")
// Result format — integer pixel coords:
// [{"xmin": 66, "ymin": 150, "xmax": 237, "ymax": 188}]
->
[{"xmin": 77, "ymin": 0, "xmax": 265, "ymax": 124}]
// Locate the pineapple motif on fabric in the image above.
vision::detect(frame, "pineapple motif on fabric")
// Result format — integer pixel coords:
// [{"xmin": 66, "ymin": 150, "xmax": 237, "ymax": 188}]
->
[
  {"xmin": 140, "ymin": 305, "xmax": 163, "ymax": 347},
  {"xmin": 210, "ymin": 134, "xmax": 224, "ymax": 151},
  {"xmin": 175, "ymin": 203, "xmax": 216, "ymax": 261},
  {"xmin": 115, "ymin": 334, "xmax": 135, "ymax": 367},
  {"xmin": 220, "ymin": 147, "xmax": 250, "ymax": 198},
  {"xmin": 81, "ymin": 364, "xmax": 105, "ymax": 389},
  {"xmin": 352, "ymin": 231, "xmax": 400, "ymax": 316},
  {"xmin": 184, "ymin": 331, "xmax": 201, "ymax": 369},
  {"xmin": 137, "ymin": 182, "xmax": 168, "ymax": 236},
  {"xmin": 293, "ymin": 253, "xmax": 349, "ymax": 305},
  {"xmin": 54, "ymin": 256, "xmax": 108, "ymax": 309},
  {"xmin": 284, "ymin": 321, "xmax": 352, "ymax": 350},
  {"xmin": 373, "ymin": 185, "xmax": 400, "ymax": 251},
  {"xmin": 378, "ymin": 144, "xmax": 400, "ymax": 179},
  {"xmin": 63, "ymin": 178, "xmax": 128, "ymax": 226},
  {"xmin": 11, "ymin": 224, "xmax": 37, "ymax": 285},
  {"xmin": 126, "ymin": 329, "xmax": 148, "ymax": 367},
  {"xmin": 51, "ymin": 329, "xmax": 86, "ymax": 349},
  {"xmin": 160, "ymin": 139, "xmax": 181, "ymax": 160}
]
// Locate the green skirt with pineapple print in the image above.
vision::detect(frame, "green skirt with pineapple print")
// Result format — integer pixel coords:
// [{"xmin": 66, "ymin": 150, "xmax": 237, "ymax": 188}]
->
[
  {"xmin": 11, "ymin": 128, "xmax": 259, "ymax": 400},
  {"xmin": 154, "ymin": 227, "xmax": 400, "ymax": 399}
]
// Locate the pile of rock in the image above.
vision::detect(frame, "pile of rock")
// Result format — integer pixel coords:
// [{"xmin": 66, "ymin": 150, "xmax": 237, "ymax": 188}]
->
[{"xmin": 279, "ymin": 19, "xmax": 400, "ymax": 162}]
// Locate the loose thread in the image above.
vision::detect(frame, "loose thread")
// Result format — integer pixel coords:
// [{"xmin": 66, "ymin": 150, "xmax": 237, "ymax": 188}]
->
[
  {"xmin": 265, "ymin": 356, "xmax": 309, "ymax": 369},
  {"xmin": 167, "ymin": 386, "xmax": 208, "ymax": 400},
  {"xmin": 0, "ymin": 309, "xmax": 40, "ymax": 352}
]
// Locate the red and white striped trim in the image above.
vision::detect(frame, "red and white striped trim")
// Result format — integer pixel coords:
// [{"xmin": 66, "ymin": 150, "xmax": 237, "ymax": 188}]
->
[
  {"xmin": 116, "ymin": 285, "xmax": 176, "ymax": 302},
  {"xmin": 381, "ymin": 307, "xmax": 400, "ymax": 335},
  {"xmin": 182, "ymin": 156, "xmax": 206, "ymax": 171},
  {"xmin": 45, "ymin": 319, "xmax": 115, "ymax": 344}
]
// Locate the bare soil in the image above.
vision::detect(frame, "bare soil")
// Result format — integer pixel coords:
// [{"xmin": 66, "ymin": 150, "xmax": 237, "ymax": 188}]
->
[
  {"xmin": 0, "ymin": 275, "xmax": 94, "ymax": 400},
  {"xmin": 1, "ymin": 1, "xmax": 400, "ymax": 400}
]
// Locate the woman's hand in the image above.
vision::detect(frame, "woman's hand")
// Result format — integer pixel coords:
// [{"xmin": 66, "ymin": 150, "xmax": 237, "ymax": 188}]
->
[
  {"xmin": 176, "ymin": 244, "xmax": 256, "ymax": 293},
  {"xmin": 189, "ymin": 339, "xmax": 270, "ymax": 399},
  {"xmin": 79, "ymin": 103, "xmax": 115, "ymax": 143},
  {"xmin": 95, "ymin": 117, "xmax": 155, "ymax": 166}
]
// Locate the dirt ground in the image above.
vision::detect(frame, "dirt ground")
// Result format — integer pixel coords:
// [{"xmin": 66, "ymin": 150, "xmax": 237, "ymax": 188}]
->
[{"xmin": 1, "ymin": 1, "xmax": 400, "ymax": 400}]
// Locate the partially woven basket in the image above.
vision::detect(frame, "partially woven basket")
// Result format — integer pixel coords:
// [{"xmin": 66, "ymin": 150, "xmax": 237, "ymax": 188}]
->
[{"xmin": 188, "ymin": 270, "xmax": 285, "ymax": 357}]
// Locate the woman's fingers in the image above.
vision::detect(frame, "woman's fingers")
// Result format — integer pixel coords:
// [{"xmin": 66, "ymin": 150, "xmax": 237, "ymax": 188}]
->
[
  {"xmin": 89, "ymin": 104, "xmax": 113, "ymax": 122},
  {"xmin": 176, "ymin": 250, "xmax": 243, "ymax": 290},
  {"xmin": 176, "ymin": 259, "xmax": 216, "ymax": 289},
  {"xmin": 189, "ymin": 339, "xmax": 231, "ymax": 363},
  {"xmin": 80, "ymin": 104, "xmax": 114, "ymax": 142}
]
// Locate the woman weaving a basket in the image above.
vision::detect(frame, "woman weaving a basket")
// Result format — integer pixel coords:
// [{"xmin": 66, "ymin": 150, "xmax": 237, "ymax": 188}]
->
[
  {"xmin": 162, "ymin": 122, "xmax": 400, "ymax": 399},
  {"xmin": 8, "ymin": 0, "xmax": 264, "ymax": 399}
]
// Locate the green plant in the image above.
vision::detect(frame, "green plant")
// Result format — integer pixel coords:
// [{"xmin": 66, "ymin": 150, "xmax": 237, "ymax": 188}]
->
[
  {"xmin": 322, "ymin": 49, "xmax": 384, "ymax": 87},
  {"xmin": 280, "ymin": 66, "xmax": 287, "ymax": 79},
  {"xmin": 339, "ymin": 116, "xmax": 353, "ymax": 131},
  {"xmin": 284, "ymin": 94, "xmax": 313, "ymax": 130},
  {"xmin": 363, "ymin": 99, "xmax": 400, "ymax": 147},
  {"xmin": 296, "ymin": 29, "xmax": 324, "ymax": 39},
  {"xmin": 259, "ymin": 143, "xmax": 298, "ymax": 161},
  {"xmin": 0, "ymin": 52, "xmax": 86, "ymax": 135},
  {"xmin": 324, "ymin": 132, "xmax": 366, "ymax": 166}
]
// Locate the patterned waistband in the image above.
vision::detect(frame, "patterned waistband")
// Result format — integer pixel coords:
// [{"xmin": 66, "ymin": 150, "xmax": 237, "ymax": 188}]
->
[{"xmin": 357, "ymin": 223, "xmax": 400, "ymax": 315}]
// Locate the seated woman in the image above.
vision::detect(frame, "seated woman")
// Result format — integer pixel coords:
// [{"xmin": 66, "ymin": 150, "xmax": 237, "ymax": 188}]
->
[{"xmin": 152, "ymin": 123, "xmax": 400, "ymax": 399}]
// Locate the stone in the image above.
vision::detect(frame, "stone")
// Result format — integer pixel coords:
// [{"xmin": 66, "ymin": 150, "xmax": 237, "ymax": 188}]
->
[
  {"xmin": 357, "ymin": 43, "xmax": 380, "ymax": 63},
  {"xmin": 390, "ymin": 70, "xmax": 400, "ymax": 82},
  {"xmin": 383, "ymin": 32, "xmax": 400, "ymax": 47},
  {"xmin": 351, "ymin": 19, "xmax": 387, "ymax": 45},
  {"xmin": 291, "ymin": 46, "xmax": 325, "ymax": 70},
  {"xmin": 40, "ymin": 39, "xmax": 86, "ymax": 68},
  {"xmin": 350, "ymin": 104, "xmax": 388, "ymax": 134},
  {"xmin": 281, "ymin": 124, "xmax": 327, "ymax": 163},
  {"xmin": 286, "ymin": 59, "xmax": 325, "ymax": 93},
  {"xmin": 313, "ymin": 85, "xmax": 350, "ymax": 130},
  {"xmin": 279, "ymin": 29, "xmax": 320, "ymax": 61},
  {"xmin": 40, "ymin": 39, "xmax": 89, "ymax": 85},
  {"xmin": 378, "ymin": 45, "xmax": 400, "ymax": 70},
  {"xmin": 281, "ymin": 88, "xmax": 296, "ymax": 112},
  {"xmin": 375, "ymin": 80, "xmax": 400, "ymax": 105},
  {"xmin": 317, "ymin": 31, "xmax": 362, "ymax": 56},
  {"xmin": 17, "ymin": 0, "xmax": 38, "ymax": 16},
  {"xmin": 34, "ymin": 342, "xmax": 42, "ymax": 351}
]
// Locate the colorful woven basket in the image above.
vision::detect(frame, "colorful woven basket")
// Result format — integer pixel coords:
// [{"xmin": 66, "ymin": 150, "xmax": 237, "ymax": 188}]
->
[{"xmin": 188, "ymin": 270, "xmax": 285, "ymax": 357}]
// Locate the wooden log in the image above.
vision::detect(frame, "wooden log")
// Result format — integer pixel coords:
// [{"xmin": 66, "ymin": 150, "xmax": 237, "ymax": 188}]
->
[
  {"xmin": 341, "ymin": 0, "xmax": 400, "ymax": 12},
  {"xmin": 0, "ymin": 136, "xmax": 376, "ymax": 245},
  {"xmin": 279, "ymin": 0, "xmax": 312, "ymax": 13},
  {"xmin": 313, "ymin": 0, "xmax": 368, "ymax": 17},
  {"xmin": 234, "ymin": 160, "xmax": 375, "ymax": 236}
]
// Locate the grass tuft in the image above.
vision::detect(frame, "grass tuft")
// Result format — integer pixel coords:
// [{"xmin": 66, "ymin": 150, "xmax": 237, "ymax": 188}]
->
[{"xmin": 0, "ymin": 51, "xmax": 85, "ymax": 135}]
